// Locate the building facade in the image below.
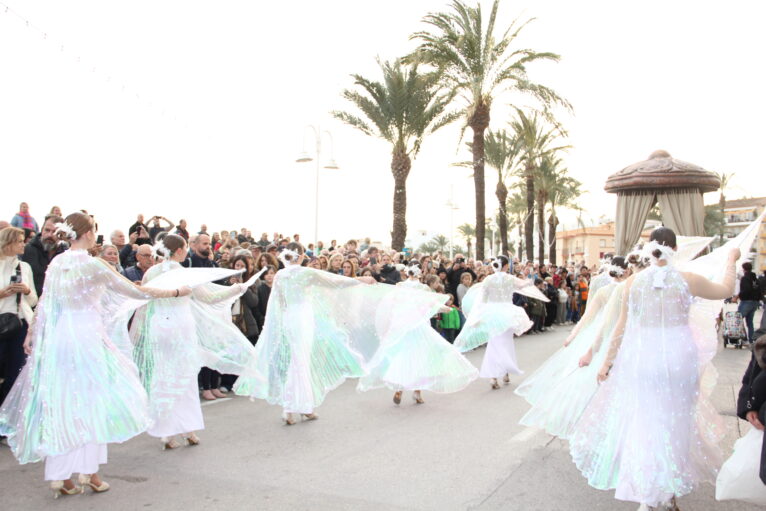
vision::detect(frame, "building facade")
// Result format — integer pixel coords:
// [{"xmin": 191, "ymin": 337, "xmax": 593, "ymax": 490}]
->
[
  {"xmin": 555, "ymin": 222, "xmax": 652, "ymax": 268},
  {"xmin": 718, "ymin": 197, "xmax": 766, "ymax": 272}
]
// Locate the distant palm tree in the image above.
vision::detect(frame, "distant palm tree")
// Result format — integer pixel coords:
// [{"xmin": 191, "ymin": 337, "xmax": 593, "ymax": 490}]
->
[
  {"xmin": 333, "ymin": 60, "xmax": 459, "ymax": 251},
  {"xmin": 431, "ymin": 234, "xmax": 450, "ymax": 253},
  {"xmin": 483, "ymin": 129, "xmax": 521, "ymax": 257},
  {"xmin": 540, "ymin": 161, "xmax": 583, "ymax": 265},
  {"xmin": 418, "ymin": 241, "xmax": 439, "ymax": 254},
  {"xmin": 407, "ymin": 0, "xmax": 569, "ymax": 260},
  {"xmin": 510, "ymin": 108, "xmax": 568, "ymax": 262},
  {"xmin": 717, "ymin": 172, "xmax": 735, "ymax": 246},
  {"xmin": 507, "ymin": 192, "xmax": 527, "ymax": 258},
  {"xmin": 457, "ymin": 223, "xmax": 475, "ymax": 258}
]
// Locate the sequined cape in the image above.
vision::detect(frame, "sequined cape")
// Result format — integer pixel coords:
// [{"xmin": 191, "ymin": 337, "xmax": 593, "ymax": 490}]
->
[
  {"xmin": 130, "ymin": 261, "xmax": 256, "ymax": 421},
  {"xmin": 454, "ymin": 272, "xmax": 543, "ymax": 352},
  {"xmin": 0, "ymin": 250, "xmax": 152, "ymax": 464},
  {"xmin": 233, "ymin": 265, "xmax": 449, "ymax": 412}
]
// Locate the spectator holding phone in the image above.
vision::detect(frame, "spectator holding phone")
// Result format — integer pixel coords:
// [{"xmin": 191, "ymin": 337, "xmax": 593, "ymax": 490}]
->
[
  {"xmin": 446, "ymin": 254, "xmax": 476, "ymax": 297},
  {"xmin": 148, "ymin": 216, "xmax": 175, "ymax": 242},
  {"xmin": 0, "ymin": 227, "xmax": 38, "ymax": 406}
]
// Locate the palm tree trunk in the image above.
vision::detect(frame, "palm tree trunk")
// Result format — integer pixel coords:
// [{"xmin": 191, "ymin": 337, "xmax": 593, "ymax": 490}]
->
[
  {"xmin": 548, "ymin": 209, "xmax": 558, "ymax": 265},
  {"xmin": 467, "ymin": 240, "xmax": 472, "ymax": 259},
  {"xmin": 537, "ymin": 194, "xmax": 545, "ymax": 265},
  {"xmin": 496, "ymin": 178, "xmax": 509, "ymax": 257},
  {"xmin": 719, "ymin": 194, "xmax": 725, "ymax": 247},
  {"xmin": 390, "ymin": 147, "xmax": 411, "ymax": 251},
  {"xmin": 525, "ymin": 164, "xmax": 535, "ymax": 262},
  {"xmin": 469, "ymin": 103, "xmax": 490, "ymax": 260},
  {"xmin": 517, "ymin": 217, "xmax": 523, "ymax": 257}
]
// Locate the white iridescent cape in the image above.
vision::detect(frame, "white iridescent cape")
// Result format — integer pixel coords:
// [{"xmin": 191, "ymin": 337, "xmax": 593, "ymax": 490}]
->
[
  {"xmin": 130, "ymin": 261, "xmax": 256, "ymax": 421},
  {"xmin": 568, "ymin": 221, "xmax": 762, "ymax": 506},
  {"xmin": 515, "ymin": 234, "xmax": 714, "ymax": 409},
  {"xmin": 519, "ymin": 280, "xmax": 626, "ymax": 438},
  {"xmin": 0, "ymin": 250, "xmax": 152, "ymax": 464},
  {"xmin": 357, "ymin": 279, "xmax": 478, "ymax": 393},
  {"xmin": 233, "ymin": 265, "xmax": 448, "ymax": 413},
  {"xmin": 514, "ymin": 281, "xmax": 617, "ymax": 406},
  {"xmin": 453, "ymin": 272, "xmax": 547, "ymax": 353}
]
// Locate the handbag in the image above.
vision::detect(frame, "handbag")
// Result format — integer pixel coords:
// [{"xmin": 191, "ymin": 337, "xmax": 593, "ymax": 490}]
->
[{"xmin": 0, "ymin": 262, "xmax": 23, "ymax": 336}]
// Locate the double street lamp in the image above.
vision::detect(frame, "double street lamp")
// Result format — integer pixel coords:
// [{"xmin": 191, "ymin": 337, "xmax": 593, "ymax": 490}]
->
[{"xmin": 296, "ymin": 125, "xmax": 339, "ymax": 249}]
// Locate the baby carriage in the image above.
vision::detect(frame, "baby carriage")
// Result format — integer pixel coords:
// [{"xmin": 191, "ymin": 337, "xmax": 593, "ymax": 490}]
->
[{"xmin": 721, "ymin": 303, "xmax": 748, "ymax": 349}]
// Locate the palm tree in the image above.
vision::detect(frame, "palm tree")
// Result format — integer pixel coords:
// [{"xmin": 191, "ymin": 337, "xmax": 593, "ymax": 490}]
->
[
  {"xmin": 457, "ymin": 223, "xmax": 475, "ymax": 258},
  {"xmin": 407, "ymin": 0, "xmax": 569, "ymax": 260},
  {"xmin": 510, "ymin": 108, "xmax": 567, "ymax": 262},
  {"xmin": 431, "ymin": 234, "xmax": 450, "ymax": 253},
  {"xmin": 507, "ymin": 192, "xmax": 527, "ymax": 258},
  {"xmin": 542, "ymin": 164, "xmax": 582, "ymax": 265},
  {"xmin": 484, "ymin": 129, "xmax": 521, "ymax": 257},
  {"xmin": 717, "ymin": 172, "xmax": 735, "ymax": 246},
  {"xmin": 333, "ymin": 60, "xmax": 459, "ymax": 251}
]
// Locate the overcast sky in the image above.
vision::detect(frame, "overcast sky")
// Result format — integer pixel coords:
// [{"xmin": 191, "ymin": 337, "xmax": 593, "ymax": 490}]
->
[{"xmin": 1, "ymin": 0, "xmax": 764, "ymax": 246}]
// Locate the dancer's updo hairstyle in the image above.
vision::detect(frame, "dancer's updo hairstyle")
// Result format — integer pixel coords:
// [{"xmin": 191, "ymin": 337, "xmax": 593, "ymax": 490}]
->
[
  {"xmin": 56, "ymin": 212, "xmax": 94, "ymax": 241},
  {"xmin": 649, "ymin": 227, "xmax": 677, "ymax": 258},
  {"xmin": 608, "ymin": 256, "xmax": 628, "ymax": 277},
  {"xmin": 161, "ymin": 234, "xmax": 186, "ymax": 258},
  {"xmin": 491, "ymin": 255, "xmax": 510, "ymax": 272}
]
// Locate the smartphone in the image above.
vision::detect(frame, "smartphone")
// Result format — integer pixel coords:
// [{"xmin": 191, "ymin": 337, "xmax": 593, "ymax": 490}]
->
[
  {"xmin": 96, "ymin": 235, "xmax": 104, "ymax": 245},
  {"xmin": 9, "ymin": 274, "xmax": 19, "ymax": 284},
  {"xmin": 370, "ymin": 256, "xmax": 377, "ymax": 265}
]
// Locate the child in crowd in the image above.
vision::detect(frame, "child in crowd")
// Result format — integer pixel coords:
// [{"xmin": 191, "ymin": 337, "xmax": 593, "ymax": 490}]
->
[{"xmin": 438, "ymin": 294, "xmax": 461, "ymax": 343}]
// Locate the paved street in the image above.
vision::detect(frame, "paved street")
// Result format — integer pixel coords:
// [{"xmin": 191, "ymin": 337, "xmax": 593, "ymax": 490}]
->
[{"xmin": 0, "ymin": 323, "xmax": 759, "ymax": 511}]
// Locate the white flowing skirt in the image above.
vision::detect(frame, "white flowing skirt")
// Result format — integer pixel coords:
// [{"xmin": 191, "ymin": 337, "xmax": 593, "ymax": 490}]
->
[
  {"xmin": 479, "ymin": 328, "xmax": 523, "ymax": 378},
  {"xmin": 45, "ymin": 443, "xmax": 107, "ymax": 481},
  {"xmin": 569, "ymin": 324, "xmax": 722, "ymax": 506},
  {"xmin": 147, "ymin": 381, "xmax": 204, "ymax": 438}
]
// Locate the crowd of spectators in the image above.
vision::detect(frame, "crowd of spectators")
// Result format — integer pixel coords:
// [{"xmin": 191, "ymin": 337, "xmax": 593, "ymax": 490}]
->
[{"xmin": 0, "ymin": 202, "xmax": 610, "ymax": 400}]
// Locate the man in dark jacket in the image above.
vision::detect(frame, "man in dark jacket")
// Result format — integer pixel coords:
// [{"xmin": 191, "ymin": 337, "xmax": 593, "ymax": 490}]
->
[
  {"xmin": 737, "ymin": 328, "xmax": 766, "ymax": 483},
  {"xmin": 739, "ymin": 262, "xmax": 761, "ymax": 344},
  {"xmin": 446, "ymin": 254, "xmax": 476, "ymax": 297},
  {"xmin": 378, "ymin": 252, "xmax": 401, "ymax": 285},
  {"xmin": 22, "ymin": 215, "xmax": 66, "ymax": 297}
]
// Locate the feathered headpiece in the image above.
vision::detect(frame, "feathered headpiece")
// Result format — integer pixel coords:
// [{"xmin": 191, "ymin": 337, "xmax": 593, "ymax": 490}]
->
[
  {"xmin": 279, "ymin": 249, "xmax": 300, "ymax": 266},
  {"xmin": 406, "ymin": 264, "xmax": 422, "ymax": 278},
  {"xmin": 642, "ymin": 241, "xmax": 675, "ymax": 262},
  {"xmin": 152, "ymin": 239, "xmax": 172, "ymax": 259},
  {"xmin": 54, "ymin": 222, "xmax": 77, "ymax": 240},
  {"xmin": 606, "ymin": 264, "xmax": 625, "ymax": 276}
]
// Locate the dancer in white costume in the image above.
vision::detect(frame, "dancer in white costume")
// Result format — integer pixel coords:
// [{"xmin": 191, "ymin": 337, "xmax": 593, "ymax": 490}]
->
[
  {"xmin": 234, "ymin": 244, "xmax": 446, "ymax": 425},
  {"xmin": 515, "ymin": 270, "xmax": 617, "ymax": 405},
  {"xmin": 0, "ymin": 213, "xmax": 191, "ymax": 498},
  {"xmin": 130, "ymin": 234, "xmax": 257, "ymax": 450},
  {"xmin": 569, "ymin": 227, "xmax": 740, "ymax": 510},
  {"xmin": 515, "ymin": 235, "xmax": 713, "ymax": 409},
  {"xmin": 454, "ymin": 256, "xmax": 548, "ymax": 390},
  {"xmin": 357, "ymin": 264, "xmax": 478, "ymax": 405},
  {"xmin": 588, "ymin": 255, "xmax": 615, "ymax": 298},
  {"xmin": 519, "ymin": 256, "xmax": 631, "ymax": 437}
]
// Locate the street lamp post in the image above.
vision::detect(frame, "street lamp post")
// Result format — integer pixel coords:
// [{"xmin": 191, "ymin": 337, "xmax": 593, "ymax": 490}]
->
[{"xmin": 296, "ymin": 125, "xmax": 339, "ymax": 249}]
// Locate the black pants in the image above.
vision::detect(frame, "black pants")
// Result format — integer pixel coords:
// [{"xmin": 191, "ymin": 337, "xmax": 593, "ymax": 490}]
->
[
  {"xmin": 0, "ymin": 321, "xmax": 28, "ymax": 406},
  {"xmin": 198, "ymin": 367, "xmax": 220, "ymax": 391}
]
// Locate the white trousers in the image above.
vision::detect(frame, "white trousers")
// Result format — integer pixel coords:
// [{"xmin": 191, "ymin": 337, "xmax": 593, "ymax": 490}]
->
[
  {"xmin": 45, "ymin": 443, "xmax": 107, "ymax": 481},
  {"xmin": 479, "ymin": 328, "xmax": 523, "ymax": 378}
]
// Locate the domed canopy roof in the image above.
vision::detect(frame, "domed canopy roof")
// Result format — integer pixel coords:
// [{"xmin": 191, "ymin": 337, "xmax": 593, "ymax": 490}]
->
[{"xmin": 604, "ymin": 150, "xmax": 720, "ymax": 194}]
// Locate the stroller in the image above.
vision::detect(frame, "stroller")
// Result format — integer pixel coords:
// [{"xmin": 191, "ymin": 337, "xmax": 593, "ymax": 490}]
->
[{"xmin": 721, "ymin": 302, "xmax": 748, "ymax": 348}]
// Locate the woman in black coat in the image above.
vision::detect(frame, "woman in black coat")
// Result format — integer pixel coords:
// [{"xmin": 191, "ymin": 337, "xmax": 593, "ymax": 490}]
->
[{"xmin": 737, "ymin": 327, "xmax": 766, "ymax": 483}]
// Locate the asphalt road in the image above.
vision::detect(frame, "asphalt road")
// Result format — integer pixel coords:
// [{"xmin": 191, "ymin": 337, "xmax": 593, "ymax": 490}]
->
[{"xmin": 0, "ymin": 322, "xmax": 759, "ymax": 511}]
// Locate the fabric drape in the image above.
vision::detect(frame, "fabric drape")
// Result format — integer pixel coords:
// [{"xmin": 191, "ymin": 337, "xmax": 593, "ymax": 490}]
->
[
  {"xmin": 656, "ymin": 188, "xmax": 705, "ymax": 237},
  {"xmin": 614, "ymin": 191, "xmax": 656, "ymax": 255}
]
